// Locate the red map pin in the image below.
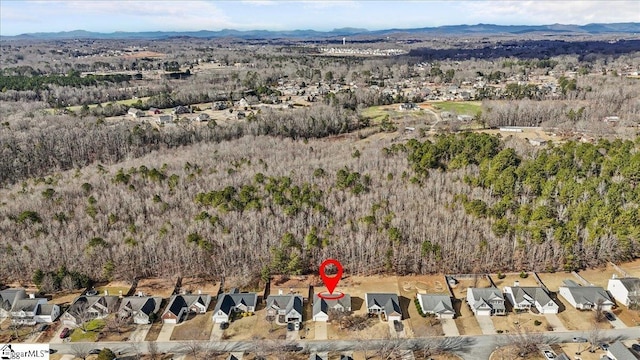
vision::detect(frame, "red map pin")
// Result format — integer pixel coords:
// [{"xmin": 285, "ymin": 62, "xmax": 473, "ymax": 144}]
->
[{"xmin": 319, "ymin": 259, "xmax": 343, "ymax": 295}]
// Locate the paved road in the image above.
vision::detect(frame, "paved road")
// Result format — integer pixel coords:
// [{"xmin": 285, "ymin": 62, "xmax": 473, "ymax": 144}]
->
[{"xmin": 48, "ymin": 327, "xmax": 640, "ymax": 360}]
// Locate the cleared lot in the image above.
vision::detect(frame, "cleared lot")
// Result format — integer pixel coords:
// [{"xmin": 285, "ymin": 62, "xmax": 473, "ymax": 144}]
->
[{"xmin": 136, "ymin": 277, "xmax": 177, "ymax": 298}]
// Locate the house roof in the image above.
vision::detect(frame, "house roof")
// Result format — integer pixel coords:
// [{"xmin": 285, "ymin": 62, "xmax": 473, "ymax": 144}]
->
[
  {"xmin": 36, "ymin": 304, "xmax": 58, "ymax": 316},
  {"xmin": 0, "ymin": 289, "xmax": 26, "ymax": 310},
  {"xmin": 312, "ymin": 293, "xmax": 351, "ymax": 317},
  {"xmin": 365, "ymin": 293, "xmax": 401, "ymax": 316},
  {"xmin": 506, "ymin": 286, "xmax": 555, "ymax": 307},
  {"xmin": 213, "ymin": 292, "xmax": 257, "ymax": 316},
  {"xmin": 417, "ymin": 294, "xmax": 454, "ymax": 315},
  {"xmin": 165, "ymin": 293, "xmax": 213, "ymax": 317},
  {"xmin": 561, "ymin": 282, "xmax": 613, "ymax": 306},
  {"xmin": 266, "ymin": 295, "xmax": 303, "ymax": 315},
  {"xmin": 615, "ymin": 277, "xmax": 640, "ymax": 292},
  {"xmin": 11, "ymin": 299, "xmax": 41, "ymax": 312},
  {"xmin": 607, "ymin": 341, "xmax": 636, "ymax": 360},
  {"xmin": 468, "ymin": 288, "xmax": 505, "ymax": 311},
  {"xmin": 119, "ymin": 296, "xmax": 162, "ymax": 316}
]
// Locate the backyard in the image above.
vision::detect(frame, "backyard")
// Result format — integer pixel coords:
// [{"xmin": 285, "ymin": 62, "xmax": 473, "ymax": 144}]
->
[{"xmin": 135, "ymin": 278, "xmax": 177, "ymax": 298}]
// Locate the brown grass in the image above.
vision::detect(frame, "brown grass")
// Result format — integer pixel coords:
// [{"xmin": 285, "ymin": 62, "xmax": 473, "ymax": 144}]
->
[
  {"xmin": 136, "ymin": 277, "xmax": 177, "ymax": 298},
  {"xmin": 491, "ymin": 273, "xmax": 540, "ymax": 288},
  {"xmin": 100, "ymin": 323, "xmax": 136, "ymax": 342},
  {"xmin": 144, "ymin": 321, "xmax": 163, "ymax": 341},
  {"xmin": 489, "ymin": 346, "xmax": 545, "ymax": 360},
  {"xmin": 536, "ymin": 272, "xmax": 574, "ymax": 292},
  {"xmin": 555, "ymin": 296, "xmax": 611, "ymax": 330},
  {"xmin": 453, "ymin": 298, "xmax": 482, "ymax": 335},
  {"xmin": 612, "ymin": 305, "xmax": 640, "ymax": 327},
  {"xmin": 618, "ymin": 258, "xmax": 640, "ymax": 277},
  {"xmin": 49, "ymin": 290, "xmax": 85, "ymax": 305},
  {"xmin": 180, "ymin": 277, "xmax": 220, "ymax": 297},
  {"xmin": 491, "ymin": 313, "xmax": 549, "ymax": 333},
  {"xmin": 556, "ymin": 343, "xmax": 606, "ymax": 360},
  {"xmin": 223, "ymin": 311, "xmax": 262, "ymax": 340},
  {"xmin": 122, "ymin": 51, "xmax": 165, "ymax": 59},
  {"xmin": 577, "ymin": 265, "xmax": 618, "ymax": 287},
  {"xmin": 270, "ymin": 275, "xmax": 314, "ymax": 300},
  {"xmin": 170, "ymin": 311, "xmax": 214, "ymax": 340},
  {"xmin": 397, "ymin": 275, "xmax": 447, "ymax": 337},
  {"xmin": 94, "ymin": 280, "xmax": 133, "ymax": 297}
]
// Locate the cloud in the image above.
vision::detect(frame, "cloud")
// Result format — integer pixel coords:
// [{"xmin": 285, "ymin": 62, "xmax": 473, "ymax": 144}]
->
[{"xmin": 463, "ymin": 1, "xmax": 640, "ymax": 25}]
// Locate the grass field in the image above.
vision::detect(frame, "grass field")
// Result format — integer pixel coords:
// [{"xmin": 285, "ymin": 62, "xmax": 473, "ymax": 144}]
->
[
  {"xmin": 94, "ymin": 280, "xmax": 132, "ymax": 297},
  {"xmin": 70, "ymin": 318, "xmax": 105, "ymax": 342},
  {"xmin": 429, "ymin": 101, "xmax": 482, "ymax": 115},
  {"xmin": 51, "ymin": 96, "xmax": 151, "ymax": 113}
]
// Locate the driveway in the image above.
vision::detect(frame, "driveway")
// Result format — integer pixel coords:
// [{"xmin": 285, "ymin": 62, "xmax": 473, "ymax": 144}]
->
[
  {"xmin": 544, "ymin": 314, "xmax": 567, "ymax": 332},
  {"xmin": 441, "ymin": 318, "xmax": 460, "ymax": 336},
  {"xmin": 609, "ymin": 316, "xmax": 627, "ymax": 329},
  {"xmin": 476, "ymin": 316, "xmax": 496, "ymax": 334},
  {"xmin": 210, "ymin": 325, "xmax": 224, "ymax": 341},
  {"xmin": 49, "ymin": 326, "xmax": 68, "ymax": 344},
  {"xmin": 314, "ymin": 321, "xmax": 327, "ymax": 340},
  {"xmin": 128, "ymin": 324, "xmax": 151, "ymax": 342},
  {"xmin": 388, "ymin": 320, "xmax": 407, "ymax": 338},
  {"xmin": 156, "ymin": 323, "xmax": 175, "ymax": 342}
]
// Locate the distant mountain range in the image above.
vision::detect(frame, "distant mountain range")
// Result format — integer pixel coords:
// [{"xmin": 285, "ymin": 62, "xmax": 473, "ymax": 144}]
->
[{"xmin": 3, "ymin": 23, "xmax": 639, "ymax": 40}]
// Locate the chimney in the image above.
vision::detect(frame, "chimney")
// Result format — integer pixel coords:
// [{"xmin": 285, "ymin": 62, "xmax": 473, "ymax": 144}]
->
[
  {"xmin": 278, "ymin": 289, "xmax": 283, "ymax": 295},
  {"xmin": 28, "ymin": 293, "xmax": 35, "ymax": 299},
  {"xmin": 119, "ymin": 290, "xmax": 123, "ymax": 297},
  {"xmin": 198, "ymin": 289, "xmax": 202, "ymax": 295},
  {"xmin": 138, "ymin": 291, "xmax": 143, "ymax": 297},
  {"xmin": 104, "ymin": 290, "xmax": 108, "ymax": 296},
  {"xmin": 514, "ymin": 281, "xmax": 520, "ymax": 287}
]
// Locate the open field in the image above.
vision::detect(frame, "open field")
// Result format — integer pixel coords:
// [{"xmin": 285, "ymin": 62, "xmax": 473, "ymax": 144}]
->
[
  {"xmin": 135, "ymin": 278, "xmax": 177, "ymax": 298},
  {"xmin": 170, "ymin": 311, "xmax": 214, "ymax": 340},
  {"xmin": 618, "ymin": 259, "xmax": 640, "ymax": 277},
  {"xmin": 53, "ymin": 96, "xmax": 152, "ymax": 113},
  {"xmin": 398, "ymin": 274, "xmax": 449, "ymax": 295},
  {"xmin": 491, "ymin": 312, "xmax": 550, "ymax": 333},
  {"xmin": 180, "ymin": 277, "xmax": 220, "ymax": 297},
  {"xmin": 361, "ymin": 104, "xmax": 437, "ymax": 125},
  {"xmin": 429, "ymin": 101, "xmax": 482, "ymax": 115},
  {"xmin": 94, "ymin": 280, "xmax": 133, "ymax": 297},
  {"xmin": 477, "ymin": 127, "xmax": 559, "ymax": 142},
  {"xmin": 491, "ymin": 273, "xmax": 540, "ymax": 288},
  {"xmin": 577, "ymin": 265, "xmax": 618, "ymax": 287},
  {"xmin": 536, "ymin": 272, "xmax": 574, "ymax": 292}
]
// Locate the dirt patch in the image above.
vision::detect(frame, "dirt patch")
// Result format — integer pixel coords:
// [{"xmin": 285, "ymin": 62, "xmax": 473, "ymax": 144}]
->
[
  {"xmin": 170, "ymin": 311, "xmax": 213, "ymax": 340},
  {"xmin": 536, "ymin": 272, "xmax": 574, "ymax": 292},
  {"xmin": 398, "ymin": 274, "xmax": 449, "ymax": 295},
  {"xmin": 136, "ymin": 278, "xmax": 177, "ymax": 298},
  {"xmin": 180, "ymin": 278, "xmax": 220, "ymax": 297},
  {"xmin": 618, "ymin": 259, "xmax": 640, "ymax": 277},
  {"xmin": 491, "ymin": 273, "xmax": 540, "ymax": 288},
  {"xmin": 577, "ymin": 265, "xmax": 618, "ymax": 287}
]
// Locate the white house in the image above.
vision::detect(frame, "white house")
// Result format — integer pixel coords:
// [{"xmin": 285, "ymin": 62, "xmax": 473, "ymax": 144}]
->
[
  {"xmin": 558, "ymin": 280, "xmax": 614, "ymax": 311},
  {"xmin": 607, "ymin": 276, "xmax": 640, "ymax": 308},
  {"xmin": 312, "ymin": 293, "xmax": 351, "ymax": 322},
  {"xmin": 34, "ymin": 304, "xmax": 60, "ymax": 323},
  {"xmin": 365, "ymin": 293, "xmax": 402, "ymax": 322},
  {"xmin": 606, "ymin": 341, "xmax": 636, "ymax": 360},
  {"xmin": 127, "ymin": 108, "xmax": 145, "ymax": 118},
  {"xmin": 212, "ymin": 290, "xmax": 257, "ymax": 324},
  {"xmin": 466, "ymin": 288, "xmax": 506, "ymax": 316},
  {"xmin": 417, "ymin": 294, "xmax": 455, "ymax": 319},
  {"xmin": 503, "ymin": 285, "xmax": 559, "ymax": 314},
  {"xmin": 163, "ymin": 293, "xmax": 212, "ymax": 324},
  {"xmin": 266, "ymin": 295, "xmax": 303, "ymax": 324}
]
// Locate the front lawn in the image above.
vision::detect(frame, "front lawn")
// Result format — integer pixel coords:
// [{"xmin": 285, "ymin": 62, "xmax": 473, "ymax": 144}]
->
[{"xmin": 70, "ymin": 319, "xmax": 105, "ymax": 342}]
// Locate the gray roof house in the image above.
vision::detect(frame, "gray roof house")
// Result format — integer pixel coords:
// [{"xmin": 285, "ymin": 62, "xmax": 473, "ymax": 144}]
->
[
  {"xmin": 466, "ymin": 288, "xmax": 506, "ymax": 316},
  {"xmin": 312, "ymin": 293, "xmax": 351, "ymax": 322},
  {"xmin": 0, "ymin": 288, "xmax": 27, "ymax": 318},
  {"xmin": 607, "ymin": 277, "xmax": 640, "ymax": 307},
  {"xmin": 559, "ymin": 280, "xmax": 614, "ymax": 311},
  {"xmin": 10, "ymin": 297, "xmax": 48, "ymax": 325},
  {"xmin": 266, "ymin": 295, "xmax": 303, "ymax": 324},
  {"xmin": 162, "ymin": 293, "xmax": 212, "ymax": 324},
  {"xmin": 365, "ymin": 293, "xmax": 402, "ymax": 322},
  {"xmin": 212, "ymin": 290, "xmax": 258, "ymax": 324},
  {"xmin": 503, "ymin": 286, "xmax": 559, "ymax": 314},
  {"xmin": 118, "ymin": 296, "xmax": 162, "ymax": 324},
  {"xmin": 606, "ymin": 341, "xmax": 636, "ymax": 360},
  {"xmin": 417, "ymin": 294, "xmax": 455, "ymax": 319},
  {"xmin": 61, "ymin": 295, "xmax": 119, "ymax": 326}
]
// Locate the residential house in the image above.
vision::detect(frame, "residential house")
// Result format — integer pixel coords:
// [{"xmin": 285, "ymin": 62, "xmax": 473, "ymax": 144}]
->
[
  {"xmin": 162, "ymin": 293, "xmax": 212, "ymax": 324},
  {"xmin": 558, "ymin": 280, "xmax": 614, "ymax": 311},
  {"xmin": 312, "ymin": 293, "xmax": 352, "ymax": 322},
  {"xmin": 212, "ymin": 290, "xmax": 257, "ymax": 324},
  {"xmin": 528, "ymin": 138, "xmax": 548, "ymax": 146},
  {"xmin": 365, "ymin": 293, "xmax": 402, "ymax": 322},
  {"xmin": 127, "ymin": 108, "xmax": 145, "ymax": 118},
  {"xmin": 148, "ymin": 107, "xmax": 162, "ymax": 115},
  {"xmin": 237, "ymin": 98, "xmax": 249, "ymax": 108},
  {"xmin": 61, "ymin": 295, "xmax": 119, "ymax": 326},
  {"xmin": 195, "ymin": 113, "xmax": 210, "ymax": 122},
  {"xmin": 603, "ymin": 116, "xmax": 620, "ymax": 123},
  {"xmin": 266, "ymin": 295, "xmax": 303, "ymax": 324},
  {"xmin": 34, "ymin": 304, "xmax": 61, "ymax": 323},
  {"xmin": 607, "ymin": 276, "xmax": 640, "ymax": 308},
  {"xmin": 416, "ymin": 294, "xmax": 455, "ymax": 319},
  {"xmin": 172, "ymin": 105, "xmax": 191, "ymax": 115},
  {"xmin": 503, "ymin": 285, "xmax": 559, "ymax": 314},
  {"xmin": 0, "ymin": 288, "xmax": 27, "ymax": 318},
  {"xmin": 156, "ymin": 114, "xmax": 173, "ymax": 125},
  {"xmin": 466, "ymin": 288, "xmax": 506, "ymax": 316},
  {"xmin": 10, "ymin": 297, "xmax": 49, "ymax": 325},
  {"xmin": 398, "ymin": 103, "xmax": 418, "ymax": 111},
  {"xmin": 606, "ymin": 341, "xmax": 636, "ymax": 360},
  {"xmin": 118, "ymin": 296, "xmax": 162, "ymax": 325}
]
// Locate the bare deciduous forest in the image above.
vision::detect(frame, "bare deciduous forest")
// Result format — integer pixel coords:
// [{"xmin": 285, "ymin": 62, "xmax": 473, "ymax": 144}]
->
[{"xmin": 1, "ymin": 35, "xmax": 639, "ymax": 288}]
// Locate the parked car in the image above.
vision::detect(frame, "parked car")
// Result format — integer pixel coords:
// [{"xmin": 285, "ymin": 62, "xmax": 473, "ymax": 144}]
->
[
  {"xmin": 573, "ymin": 337, "xmax": 587, "ymax": 343},
  {"xmin": 543, "ymin": 350, "xmax": 556, "ymax": 360},
  {"xmin": 631, "ymin": 343, "xmax": 640, "ymax": 351},
  {"xmin": 219, "ymin": 322, "xmax": 229, "ymax": 330},
  {"xmin": 599, "ymin": 343, "xmax": 610, "ymax": 351},
  {"xmin": 89, "ymin": 349, "xmax": 101, "ymax": 355},
  {"xmin": 393, "ymin": 320, "xmax": 402, "ymax": 332},
  {"xmin": 287, "ymin": 322, "xmax": 295, "ymax": 331},
  {"xmin": 59, "ymin": 328, "xmax": 70, "ymax": 339},
  {"xmin": 603, "ymin": 311, "xmax": 615, "ymax": 321}
]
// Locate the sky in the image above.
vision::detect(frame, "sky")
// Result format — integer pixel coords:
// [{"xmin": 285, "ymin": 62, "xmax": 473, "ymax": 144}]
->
[{"xmin": 1, "ymin": 0, "xmax": 639, "ymax": 36}]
